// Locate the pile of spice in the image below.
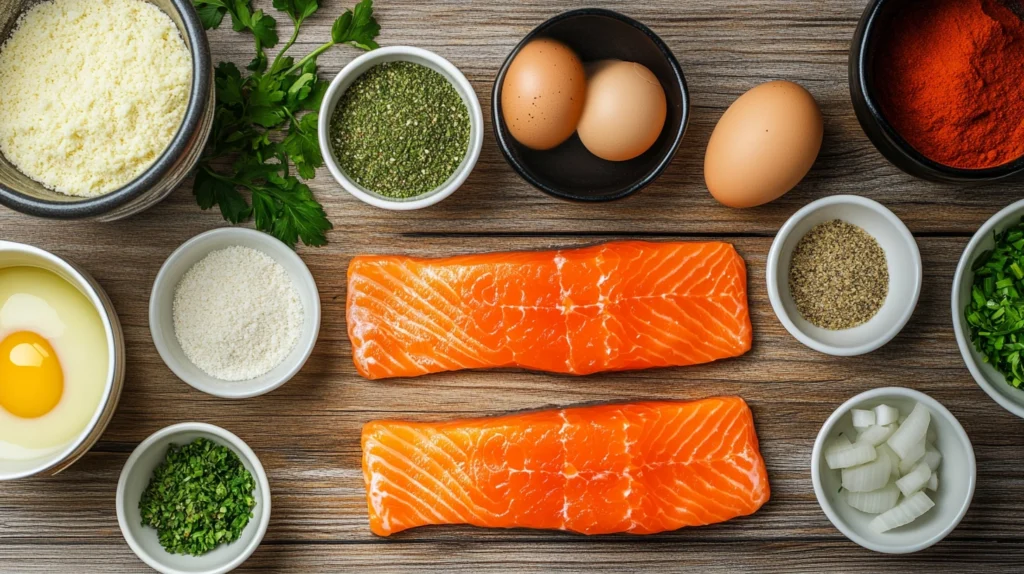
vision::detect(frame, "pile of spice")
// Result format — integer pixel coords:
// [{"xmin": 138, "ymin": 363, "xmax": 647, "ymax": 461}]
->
[
  {"xmin": 172, "ymin": 246, "xmax": 303, "ymax": 381},
  {"xmin": 789, "ymin": 220, "xmax": 889, "ymax": 330},
  {"xmin": 874, "ymin": 0, "xmax": 1024, "ymax": 170},
  {"xmin": 329, "ymin": 61, "xmax": 471, "ymax": 199},
  {"xmin": 139, "ymin": 438, "xmax": 256, "ymax": 556}
]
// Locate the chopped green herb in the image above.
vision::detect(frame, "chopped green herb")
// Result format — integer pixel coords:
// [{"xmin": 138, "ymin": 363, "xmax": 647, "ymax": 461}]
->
[
  {"xmin": 966, "ymin": 218, "xmax": 1024, "ymax": 389},
  {"xmin": 139, "ymin": 438, "xmax": 257, "ymax": 556}
]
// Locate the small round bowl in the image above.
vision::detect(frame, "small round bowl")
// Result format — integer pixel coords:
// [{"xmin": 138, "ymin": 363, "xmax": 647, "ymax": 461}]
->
[
  {"xmin": 849, "ymin": 0, "xmax": 1024, "ymax": 183},
  {"xmin": 117, "ymin": 422, "xmax": 271, "ymax": 574},
  {"xmin": 318, "ymin": 46, "xmax": 484, "ymax": 210},
  {"xmin": 0, "ymin": 241, "xmax": 125, "ymax": 480},
  {"xmin": 953, "ymin": 198, "xmax": 1024, "ymax": 419},
  {"xmin": 0, "ymin": 0, "xmax": 214, "ymax": 220},
  {"xmin": 767, "ymin": 195, "xmax": 921, "ymax": 356},
  {"xmin": 149, "ymin": 228, "xmax": 321, "ymax": 398},
  {"xmin": 812, "ymin": 387, "xmax": 976, "ymax": 554},
  {"xmin": 492, "ymin": 8, "xmax": 689, "ymax": 202}
]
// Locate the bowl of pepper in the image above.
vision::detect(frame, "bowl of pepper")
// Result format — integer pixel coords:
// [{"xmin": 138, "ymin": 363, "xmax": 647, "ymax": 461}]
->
[
  {"xmin": 850, "ymin": 0, "xmax": 1024, "ymax": 183},
  {"xmin": 116, "ymin": 422, "xmax": 270, "ymax": 574},
  {"xmin": 318, "ymin": 46, "xmax": 484, "ymax": 210}
]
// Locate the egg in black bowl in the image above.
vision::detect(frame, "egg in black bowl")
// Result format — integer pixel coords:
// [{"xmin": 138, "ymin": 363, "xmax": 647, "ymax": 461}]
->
[{"xmin": 492, "ymin": 8, "xmax": 689, "ymax": 202}]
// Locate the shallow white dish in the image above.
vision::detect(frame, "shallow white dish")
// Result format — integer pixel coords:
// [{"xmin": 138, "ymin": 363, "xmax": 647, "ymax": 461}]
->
[
  {"xmin": 766, "ymin": 195, "xmax": 921, "ymax": 356},
  {"xmin": 318, "ymin": 45, "xmax": 484, "ymax": 210},
  {"xmin": 149, "ymin": 228, "xmax": 321, "ymax": 398},
  {"xmin": 811, "ymin": 387, "xmax": 975, "ymax": 554},
  {"xmin": 953, "ymin": 198, "xmax": 1024, "ymax": 419},
  {"xmin": 116, "ymin": 422, "xmax": 271, "ymax": 574}
]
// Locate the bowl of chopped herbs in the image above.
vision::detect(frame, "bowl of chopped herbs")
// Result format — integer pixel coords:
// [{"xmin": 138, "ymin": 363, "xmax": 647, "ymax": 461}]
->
[
  {"xmin": 116, "ymin": 423, "xmax": 270, "ymax": 574},
  {"xmin": 954, "ymin": 199, "xmax": 1024, "ymax": 419}
]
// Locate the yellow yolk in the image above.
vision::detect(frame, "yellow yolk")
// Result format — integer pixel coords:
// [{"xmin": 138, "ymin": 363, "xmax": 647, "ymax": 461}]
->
[{"xmin": 0, "ymin": 331, "xmax": 64, "ymax": 419}]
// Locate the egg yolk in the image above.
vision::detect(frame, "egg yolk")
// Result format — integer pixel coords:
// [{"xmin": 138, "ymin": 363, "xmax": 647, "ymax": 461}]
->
[{"xmin": 0, "ymin": 331, "xmax": 64, "ymax": 418}]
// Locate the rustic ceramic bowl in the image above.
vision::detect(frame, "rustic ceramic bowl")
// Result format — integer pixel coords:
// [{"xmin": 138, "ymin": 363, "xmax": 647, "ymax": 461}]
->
[
  {"xmin": 0, "ymin": 241, "xmax": 126, "ymax": 480},
  {"xmin": 0, "ymin": 0, "xmax": 214, "ymax": 220}
]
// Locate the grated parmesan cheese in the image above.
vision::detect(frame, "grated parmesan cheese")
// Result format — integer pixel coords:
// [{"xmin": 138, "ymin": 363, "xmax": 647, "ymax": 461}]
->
[
  {"xmin": 0, "ymin": 0, "xmax": 192, "ymax": 197},
  {"xmin": 173, "ymin": 246, "xmax": 304, "ymax": 382}
]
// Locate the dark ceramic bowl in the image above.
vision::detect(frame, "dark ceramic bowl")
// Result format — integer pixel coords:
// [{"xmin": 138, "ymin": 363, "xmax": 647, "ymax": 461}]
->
[
  {"xmin": 492, "ymin": 8, "xmax": 689, "ymax": 202},
  {"xmin": 850, "ymin": 0, "xmax": 1024, "ymax": 184},
  {"xmin": 0, "ymin": 0, "xmax": 213, "ymax": 220}
]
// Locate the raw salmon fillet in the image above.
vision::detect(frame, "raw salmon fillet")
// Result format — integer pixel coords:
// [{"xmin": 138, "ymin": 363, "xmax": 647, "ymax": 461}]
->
[
  {"xmin": 347, "ymin": 241, "xmax": 752, "ymax": 379},
  {"xmin": 362, "ymin": 397, "xmax": 770, "ymax": 536}
]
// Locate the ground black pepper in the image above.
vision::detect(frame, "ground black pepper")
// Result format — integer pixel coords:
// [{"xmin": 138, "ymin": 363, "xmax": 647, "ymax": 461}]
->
[
  {"xmin": 788, "ymin": 219, "xmax": 889, "ymax": 330},
  {"xmin": 329, "ymin": 61, "xmax": 471, "ymax": 199}
]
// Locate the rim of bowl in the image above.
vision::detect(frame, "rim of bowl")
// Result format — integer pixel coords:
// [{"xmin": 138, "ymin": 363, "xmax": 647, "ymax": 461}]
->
[
  {"xmin": 317, "ymin": 46, "xmax": 484, "ymax": 211},
  {"xmin": 0, "ymin": 240, "xmax": 121, "ymax": 481},
  {"xmin": 148, "ymin": 228, "xmax": 321, "ymax": 399},
  {"xmin": 811, "ymin": 387, "xmax": 976, "ymax": 554},
  {"xmin": 490, "ymin": 7, "xmax": 690, "ymax": 202},
  {"xmin": 0, "ymin": 0, "xmax": 213, "ymax": 218},
  {"xmin": 116, "ymin": 422, "xmax": 271, "ymax": 574},
  {"xmin": 766, "ymin": 194, "xmax": 922, "ymax": 356},
  {"xmin": 952, "ymin": 198, "xmax": 1024, "ymax": 419},
  {"xmin": 852, "ymin": 0, "xmax": 1024, "ymax": 181}
]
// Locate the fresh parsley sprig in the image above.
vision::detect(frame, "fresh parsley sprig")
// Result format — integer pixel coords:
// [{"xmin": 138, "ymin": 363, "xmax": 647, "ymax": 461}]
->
[{"xmin": 191, "ymin": 0, "xmax": 381, "ymax": 247}]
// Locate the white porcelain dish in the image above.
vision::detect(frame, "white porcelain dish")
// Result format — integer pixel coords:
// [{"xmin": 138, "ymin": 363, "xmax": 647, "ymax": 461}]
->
[
  {"xmin": 0, "ymin": 241, "xmax": 125, "ymax": 481},
  {"xmin": 318, "ymin": 45, "xmax": 484, "ymax": 210},
  {"xmin": 812, "ymin": 387, "xmax": 975, "ymax": 554},
  {"xmin": 766, "ymin": 195, "xmax": 922, "ymax": 356},
  {"xmin": 116, "ymin": 422, "xmax": 271, "ymax": 574},
  {"xmin": 953, "ymin": 198, "xmax": 1024, "ymax": 419},
  {"xmin": 149, "ymin": 228, "xmax": 321, "ymax": 399}
]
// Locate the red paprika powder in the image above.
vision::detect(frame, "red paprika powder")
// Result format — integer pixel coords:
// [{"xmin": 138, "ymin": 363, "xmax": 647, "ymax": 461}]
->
[{"xmin": 874, "ymin": 0, "xmax": 1024, "ymax": 170}]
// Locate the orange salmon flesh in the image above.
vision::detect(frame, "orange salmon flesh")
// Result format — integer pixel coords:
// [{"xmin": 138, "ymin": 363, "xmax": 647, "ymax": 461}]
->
[
  {"xmin": 347, "ymin": 241, "xmax": 752, "ymax": 379},
  {"xmin": 362, "ymin": 397, "xmax": 770, "ymax": 536}
]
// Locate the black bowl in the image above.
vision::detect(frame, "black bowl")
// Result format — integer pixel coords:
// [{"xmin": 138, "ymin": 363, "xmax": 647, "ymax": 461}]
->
[
  {"xmin": 850, "ymin": 0, "xmax": 1024, "ymax": 184},
  {"xmin": 492, "ymin": 8, "xmax": 689, "ymax": 202}
]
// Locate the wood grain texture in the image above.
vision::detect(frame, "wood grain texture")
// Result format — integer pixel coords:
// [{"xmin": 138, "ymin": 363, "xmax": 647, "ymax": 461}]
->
[{"xmin": 1, "ymin": 0, "xmax": 1023, "ymax": 571}]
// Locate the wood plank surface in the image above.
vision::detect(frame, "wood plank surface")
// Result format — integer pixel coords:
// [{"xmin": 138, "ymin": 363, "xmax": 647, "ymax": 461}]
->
[{"xmin": 1, "ymin": 0, "xmax": 1023, "ymax": 572}]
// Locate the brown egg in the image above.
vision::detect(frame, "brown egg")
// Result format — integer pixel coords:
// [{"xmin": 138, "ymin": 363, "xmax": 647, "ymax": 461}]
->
[
  {"xmin": 577, "ymin": 60, "xmax": 667, "ymax": 161},
  {"xmin": 501, "ymin": 38, "xmax": 586, "ymax": 150},
  {"xmin": 705, "ymin": 81, "xmax": 823, "ymax": 208}
]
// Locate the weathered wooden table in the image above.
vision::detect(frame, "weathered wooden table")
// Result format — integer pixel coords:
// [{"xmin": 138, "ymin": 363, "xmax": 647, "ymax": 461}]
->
[{"xmin": 2, "ymin": 0, "xmax": 1023, "ymax": 571}]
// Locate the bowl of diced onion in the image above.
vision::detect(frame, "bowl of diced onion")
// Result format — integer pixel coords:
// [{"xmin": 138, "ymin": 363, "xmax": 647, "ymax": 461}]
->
[{"xmin": 811, "ymin": 387, "xmax": 975, "ymax": 554}]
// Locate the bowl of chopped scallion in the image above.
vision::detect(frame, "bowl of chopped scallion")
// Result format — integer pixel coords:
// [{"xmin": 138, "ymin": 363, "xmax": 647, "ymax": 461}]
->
[
  {"xmin": 116, "ymin": 422, "xmax": 270, "ymax": 574},
  {"xmin": 954, "ymin": 198, "xmax": 1024, "ymax": 419}
]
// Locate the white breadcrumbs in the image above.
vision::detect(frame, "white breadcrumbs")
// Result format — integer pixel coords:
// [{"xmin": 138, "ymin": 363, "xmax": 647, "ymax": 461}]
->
[
  {"xmin": 173, "ymin": 246, "xmax": 304, "ymax": 382},
  {"xmin": 0, "ymin": 0, "xmax": 192, "ymax": 197}
]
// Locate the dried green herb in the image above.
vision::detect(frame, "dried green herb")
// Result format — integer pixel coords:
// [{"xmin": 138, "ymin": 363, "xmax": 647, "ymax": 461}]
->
[
  {"xmin": 139, "ymin": 438, "xmax": 256, "ymax": 556},
  {"xmin": 329, "ymin": 61, "xmax": 470, "ymax": 198},
  {"xmin": 965, "ymin": 218, "xmax": 1024, "ymax": 388}
]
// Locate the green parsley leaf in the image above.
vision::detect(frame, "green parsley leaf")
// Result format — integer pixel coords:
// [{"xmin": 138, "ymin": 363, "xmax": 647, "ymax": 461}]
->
[
  {"xmin": 273, "ymin": 0, "xmax": 320, "ymax": 22},
  {"xmin": 193, "ymin": 0, "xmax": 228, "ymax": 29},
  {"xmin": 331, "ymin": 0, "xmax": 380, "ymax": 50}
]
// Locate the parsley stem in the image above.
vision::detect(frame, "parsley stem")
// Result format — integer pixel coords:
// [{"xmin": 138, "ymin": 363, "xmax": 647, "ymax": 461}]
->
[
  {"xmin": 270, "ymin": 19, "xmax": 303, "ymax": 72},
  {"xmin": 284, "ymin": 41, "xmax": 335, "ymax": 76}
]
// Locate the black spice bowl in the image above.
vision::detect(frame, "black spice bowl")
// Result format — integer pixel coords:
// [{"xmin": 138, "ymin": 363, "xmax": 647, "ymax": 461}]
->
[
  {"xmin": 492, "ymin": 9, "xmax": 689, "ymax": 202},
  {"xmin": 849, "ymin": 0, "xmax": 1024, "ymax": 184}
]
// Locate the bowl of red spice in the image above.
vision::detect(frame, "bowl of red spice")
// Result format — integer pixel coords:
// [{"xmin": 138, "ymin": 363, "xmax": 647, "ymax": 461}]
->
[{"xmin": 850, "ymin": 0, "xmax": 1024, "ymax": 183}]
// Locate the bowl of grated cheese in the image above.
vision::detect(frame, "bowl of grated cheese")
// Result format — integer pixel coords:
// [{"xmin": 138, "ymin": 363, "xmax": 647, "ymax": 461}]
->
[{"xmin": 0, "ymin": 0, "xmax": 213, "ymax": 221}]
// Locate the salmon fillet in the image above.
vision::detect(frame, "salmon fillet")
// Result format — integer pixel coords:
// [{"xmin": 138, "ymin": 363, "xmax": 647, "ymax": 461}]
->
[
  {"xmin": 362, "ymin": 397, "xmax": 770, "ymax": 536},
  {"xmin": 347, "ymin": 241, "xmax": 752, "ymax": 380}
]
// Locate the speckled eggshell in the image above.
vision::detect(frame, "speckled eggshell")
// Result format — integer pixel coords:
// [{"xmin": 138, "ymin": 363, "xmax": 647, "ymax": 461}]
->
[
  {"xmin": 704, "ymin": 80, "xmax": 823, "ymax": 208},
  {"xmin": 577, "ymin": 60, "xmax": 667, "ymax": 162},
  {"xmin": 501, "ymin": 38, "xmax": 586, "ymax": 151}
]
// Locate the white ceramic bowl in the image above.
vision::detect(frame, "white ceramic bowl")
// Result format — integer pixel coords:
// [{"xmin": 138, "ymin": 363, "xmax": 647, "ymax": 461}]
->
[
  {"xmin": 812, "ymin": 387, "xmax": 975, "ymax": 554},
  {"xmin": 117, "ymin": 422, "xmax": 271, "ymax": 574},
  {"xmin": 767, "ymin": 195, "xmax": 922, "ymax": 356},
  {"xmin": 318, "ymin": 46, "xmax": 484, "ymax": 210},
  {"xmin": 0, "ymin": 241, "xmax": 126, "ymax": 480},
  {"xmin": 149, "ymin": 228, "xmax": 321, "ymax": 398},
  {"xmin": 953, "ymin": 198, "xmax": 1024, "ymax": 418}
]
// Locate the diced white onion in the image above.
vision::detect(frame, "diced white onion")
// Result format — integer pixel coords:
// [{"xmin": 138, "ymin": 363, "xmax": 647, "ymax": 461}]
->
[
  {"xmin": 921, "ymin": 445, "xmax": 942, "ymax": 471},
  {"xmin": 896, "ymin": 462, "xmax": 932, "ymax": 497},
  {"xmin": 852, "ymin": 409, "xmax": 876, "ymax": 429},
  {"xmin": 877, "ymin": 443, "xmax": 902, "ymax": 479},
  {"xmin": 898, "ymin": 440, "xmax": 927, "ymax": 475},
  {"xmin": 842, "ymin": 449, "xmax": 892, "ymax": 492},
  {"xmin": 857, "ymin": 424, "xmax": 896, "ymax": 446},
  {"xmin": 887, "ymin": 402, "xmax": 931, "ymax": 459},
  {"xmin": 827, "ymin": 442, "xmax": 877, "ymax": 470},
  {"xmin": 869, "ymin": 491, "xmax": 935, "ymax": 533},
  {"xmin": 927, "ymin": 473, "xmax": 938, "ymax": 491},
  {"xmin": 874, "ymin": 404, "xmax": 900, "ymax": 426},
  {"xmin": 845, "ymin": 482, "xmax": 900, "ymax": 514}
]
